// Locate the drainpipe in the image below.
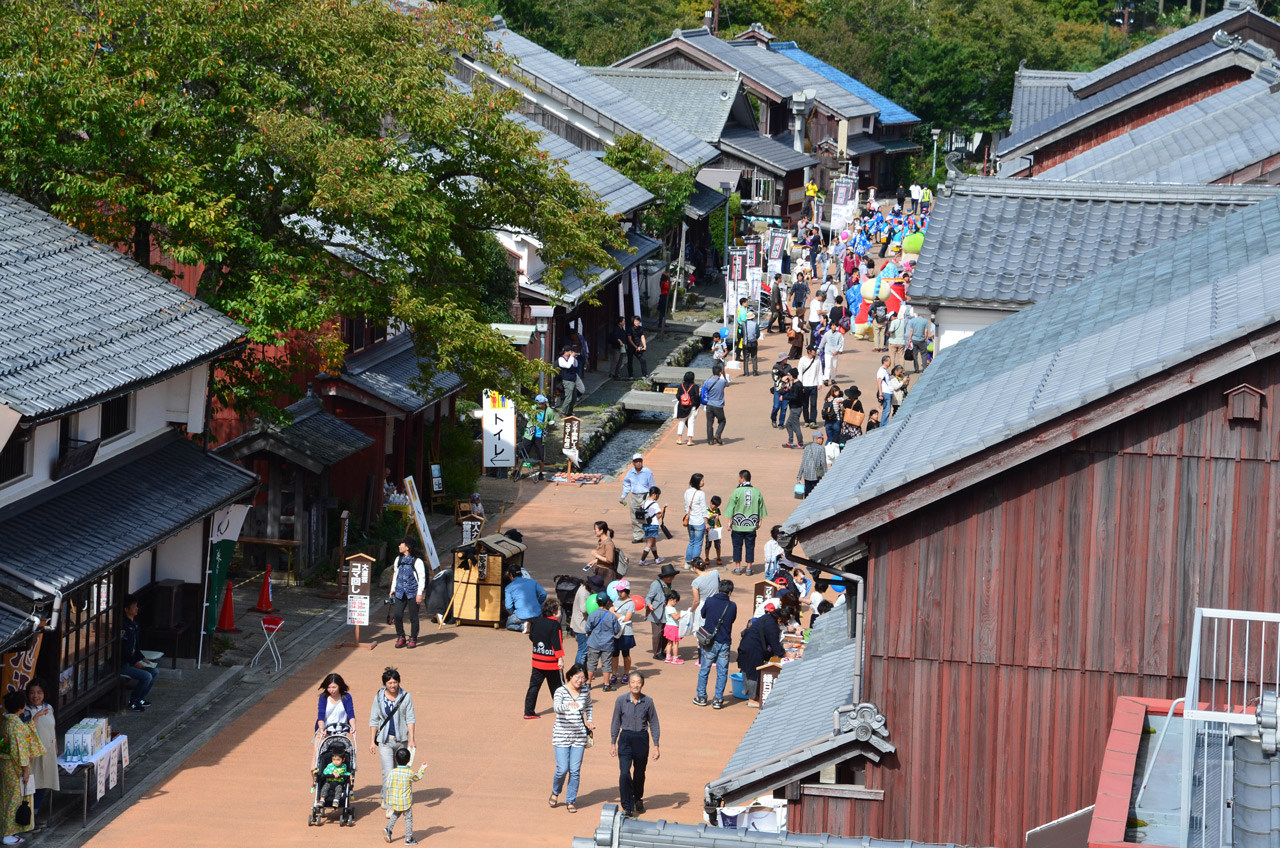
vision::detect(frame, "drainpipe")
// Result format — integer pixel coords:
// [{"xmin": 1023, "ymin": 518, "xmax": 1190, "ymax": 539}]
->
[
  {"xmin": 784, "ymin": 552, "xmax": 865, "ymax": 703},
  {"xmin": 0, "ymin": 564, "xmax": 64, "ymax": 632}
]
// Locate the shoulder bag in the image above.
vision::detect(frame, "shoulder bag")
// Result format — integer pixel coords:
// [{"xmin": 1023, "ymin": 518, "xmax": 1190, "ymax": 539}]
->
[
  {"xmin": 578, "ymin": 694, "xmax": 594, "ymax": 748},
  {"xmin": 697, "ymin": 602, "xmax": 730, "ymax": 650},
  {"xmin": 376, "ymin": 690, "xmax": 407, "ymax": 745},
  {"xmin": 844, "ymin": 406, "xmax": 865, "ymax": 428}
]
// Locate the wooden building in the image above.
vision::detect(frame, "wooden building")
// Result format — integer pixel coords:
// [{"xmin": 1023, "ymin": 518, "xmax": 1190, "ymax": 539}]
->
[{"xmin": 757, "ymin": 194, "xmax": 1280, "ymax": 847}]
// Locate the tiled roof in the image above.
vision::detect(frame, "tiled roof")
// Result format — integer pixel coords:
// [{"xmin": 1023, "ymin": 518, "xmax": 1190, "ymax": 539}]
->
[
  {"xmin": 684, "ymin": 181, "xmax": 729, "ymax": 220},
  {"xmin": 768, "ymin": 42, "xmax": 919, "ymax": 124},
  {"xmin": 913, "ymin": 176, "xmax": 1279, "ymax": 308},
  {"xmin": 1008, "ymin": 68, "xmax": 1082, "ymax": 134},
  {"xmin": 337, "ymin": 333, "xmax": 464, "ymax": 414},
  {"xmin": 785, "ymin": 193, "xmax": 1280, "ymax": 552},
  {"xmin": 587, "ymin": 67, "xmax": 741, "ymax": 143},
  {"xmin": 218, "ymin": 391, "xmax": 374, "ymax": 470},
  {"xmin": 0, "ymin": 433, "xmax": 258, "ymax": 599},
  {"xmin": 1034, "ymin": 74, "xmax": 1280, "ymax": 183},
  {"xmin": 0, "ymin": 606, "xmax": 37, "ymax": 654},
  {"xmin": 1067, "ymin": 0, "xmax": 1263, "ymax": 96},
  {"xmin": 508, "ymin": 113, "xmax": 653, "ymax": 216},
  {"xmin": 718, "ymin": 126, "xmax": 818, "ymax": 174},
  {"xmin": 707, "ymin": 609, "xmax": 893, "ymax": 806},
  {"xmin": 487, "ymin": 24, "xmax": 719, "ymax": 171},
  {"xmin": 845, "ymin": 134, "xmax": 886, "ymax": 156},
  {"xmin": 999, "ymin": 39, "xmax": 1271, "ymax": 157},
  {"xmin": 0, "ymin": 192, "xmax": 246, "ymax": 420},
  {"xmin": 524, "ymin": 230, "xmax": 662, "ymax": 305}
]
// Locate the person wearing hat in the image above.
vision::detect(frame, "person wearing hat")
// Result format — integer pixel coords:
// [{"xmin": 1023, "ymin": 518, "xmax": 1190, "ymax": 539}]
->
[
  {"xmin": 740, "ymin": 310, "xmax": 760, "ymax": 377},
  {"xmin": 644, "ymin": 565, "xmax": 679, "ymax": 660},
  {"xmin": 619, "ymin": 454, "xmax": 656, "ymax": 544},
  {"xmin": 557, "ymin": 343, "xmax": 581, "ymax": 416},
  {"xmin": 737, "ymin": 599, "xmax": 786, "ymax": 708},
  {"xmin": 520, "ymin": 395, "xmax": 557, "ymax": 481}
]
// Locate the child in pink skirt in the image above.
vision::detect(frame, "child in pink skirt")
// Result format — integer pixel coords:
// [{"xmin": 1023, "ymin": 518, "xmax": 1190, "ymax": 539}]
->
[{"xmin": 662, "ymin": 591, "xmax": 685, "ymax": 664}]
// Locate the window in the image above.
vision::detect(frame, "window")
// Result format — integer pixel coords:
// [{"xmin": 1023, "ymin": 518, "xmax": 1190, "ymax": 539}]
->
[
  {"xmin": 506, "ymin": 250, "xmax": 522, "ymax": 275},
  {"xmin": 753, "ymin": 175, "xmax": 775, "ymax": 206},
  {"xmin": 55, "ymin": 570, "xmax": 122, "ymax": 710},
  {"xmin": 100, "ymin": 394, "xmax": 132, "ymax": 441},
  {"xmin": 0, "ymin": 434, "xmax": 29, "ymax": 486}
]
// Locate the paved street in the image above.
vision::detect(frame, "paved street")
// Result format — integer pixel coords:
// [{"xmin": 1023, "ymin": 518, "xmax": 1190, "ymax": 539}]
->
[{"xmin": 82, "ymin": 322, "xmax": 891, "ymax": 847}]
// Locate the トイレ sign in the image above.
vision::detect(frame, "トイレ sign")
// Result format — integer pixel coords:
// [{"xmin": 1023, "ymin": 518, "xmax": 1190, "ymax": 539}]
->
[{"xmin": 482, "ymin": 390, "xmax": 516, "ymax": 468}]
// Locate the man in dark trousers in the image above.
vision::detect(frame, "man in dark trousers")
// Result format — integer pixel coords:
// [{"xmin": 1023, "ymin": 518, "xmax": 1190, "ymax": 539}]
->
[
  {"xmin": 765, "ymin": 273, "xmax": 785, "ymax": 333},
  {"xmin": 121, "ymin": 595, "xmax": 158, "ymax": 712},
  {"xmin": 610, "ymin": 671, "xmax": 660, "ymax": 818},
  {"xmin": 626, "ymin": 316, "xmax": 648, "ymax": 379},
  {"xmin": 644, "ymin": 564, "xmax": 678, "ymax": 659},
  {"xmin": 608, "ymin": 316, "xmax": 628, "ymax": 379},
  {"xmin": 524, "ymin": 597, "xmax": 563, "ymax": 719}
]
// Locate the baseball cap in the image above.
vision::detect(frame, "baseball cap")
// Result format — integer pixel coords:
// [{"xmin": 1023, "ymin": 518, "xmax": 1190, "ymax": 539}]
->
[
  {"xmin": 632, "ymin": 453, "xmax": 644, "ymax": 461},
  {"xmin": 535, "ymin": 394, "xmax": 547, "ymax": 403}
]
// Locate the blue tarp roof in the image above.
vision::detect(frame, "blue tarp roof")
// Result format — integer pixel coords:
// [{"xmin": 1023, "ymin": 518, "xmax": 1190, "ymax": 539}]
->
[{"xmin": 769, "ymin": 42, "xmax": 920, "ymax": 125}]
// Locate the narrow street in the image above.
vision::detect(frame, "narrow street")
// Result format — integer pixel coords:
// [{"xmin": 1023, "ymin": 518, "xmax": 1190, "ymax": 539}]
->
[{"xmin": 81, "ymin": 325, "xmax": 890, "ymax": 847}]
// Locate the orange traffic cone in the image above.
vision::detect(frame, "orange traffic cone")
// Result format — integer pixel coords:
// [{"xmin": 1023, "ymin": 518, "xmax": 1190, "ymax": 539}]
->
[
  {"xmin": 214, "ymin": 581, "xmax": 241, "ymax": 633},
  {"xmin": 250, "ymin": 567, "xmax": 276, "ymax": 614}
]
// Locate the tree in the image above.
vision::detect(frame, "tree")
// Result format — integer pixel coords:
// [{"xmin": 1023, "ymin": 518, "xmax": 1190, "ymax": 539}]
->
[
  {"xmin": 0, "ymin": 0, "xmax": 623, "ymax": 417},
  {"xmin": 603, "ymin": 134, "xmax": 695, "ymax": 256}
]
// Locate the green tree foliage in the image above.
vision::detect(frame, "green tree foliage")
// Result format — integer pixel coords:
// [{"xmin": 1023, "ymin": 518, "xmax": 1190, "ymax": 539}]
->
[
  {"xmin": 0, "ymin": 0, "xmax": 624, "ymax": 418},
  {"xmin": 603, "ymin": 134, "xmax": 695, "ymax": 254}
]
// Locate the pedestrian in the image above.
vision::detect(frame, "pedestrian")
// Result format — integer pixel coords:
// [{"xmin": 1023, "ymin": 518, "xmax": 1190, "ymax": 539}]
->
[
  {"xmin": 711, "ymin": 330, "xmax": 728, "ymax": 366},
  {"xmin": 584, "ymin": 521, "xmax": 619, "ymax": 583},
  {"xmin": 890, "ymin": 365, "xmax": 910, "ymax": 417},
  {"xmin": 865, "ymin": 407, "xmax": 882, "ymax": 432},
  {"xmin": 609, "ymin": 672, "xmax": 660, "ymax": 818},
  {"xmin": 120, "ymin": 595, "xmax": 158, "ymax": 711},
  {"xmin": 656, "ymin": 273, "xmax": 670, "ymax": 329},
  {"xmin": 662, "ymin": 591, "xmax": 685, "ymax": 663},
  {"xmin": 921, "ymin": 184, "xmax": 933, "ymax": 214},
  {"xmin": 769, "ymin": 357, "xmax": 789, "ymax": 428},
  {"xmin": 875, "ymin": 355, "xmax": 892, "ymax": 422},
  {"xmin": 673, "ymin": 371, "xmax": 700, "ymax": 446},
  {"xmin": 821, "ymin": 385, "xmax": 845, "ymax": 444},
  {"xmin": 909, "ymin": 182, "xmax": 921, "ymax": 214},
  {"xmin": 782, "ymin": 369, "xmax": 805, "ymax": 448},
  {"xmin": 787, "ymin": 308, "xmax": 805, "ymax": 360},
  {"xmin": 638, "ymin": 488, "xmax": 665, "ymax": 564},
  {"xmin": 895, "ymin": 184, "xmax": 906, "ymax": 210},
  {"xmin": 888, "ymin": 311, "xmax": 906, "ymax": 370},
  {"xmin": 726, "ymin": 469, "xmax": 767, "ymax": 576},
  {"xmin": 518, "ymin": 395, "xmax": 556, "ymax": 481},
  {"xmin": 797, "ymin": 432, "xmax": 827, "ymax": 497},
  {"xmin": 626, "ymin": 316, "xmax": 648, "ymax": 378},
  {"xmin": 619, "ymin": 454, "xmax": 655, "ymax": 544},
  {"xmin": 382, "ymin": 746, "xmax": 427, "ymax": 844},
  {"xmin": 585, "ymin": 595, "xmax": 620, "ymax": 690},
  {"xmin": 682, "ymin": 473, "xmax": 708, "ymax": 566},
  {"xmin": 840, "ymin": 385, "xmax": 865, "ymax": 443},
  {"xmin": 692, "ymin": 579, "xmax": 737, "ymax": 709},
  {"xmin": 701, "ymin": 363, "xmax": 729, "ymax": 445},
  {"xmin": 765, "ymin": 273, "xmax": 785, "ymax": 333},
  {"xmin": 820, "ymin": 316, "xmax": 844, "ymax": 384},
  {"xmin": 315, "ymin": 673, "xmax": 356, "ymax": 752},
  {"xmin": 703, "ymin": 495, "xmax": 723, "ymax": 565},
  {"xmin": 645, "ymin": 564, "xmax": 679, "ymax": 659},
  {"xmin": 806, "ymin": 289, "xmax": 823, "ymax": 337},
  {"xmin": 549, "ymin": 663, "xmax": 594, "ymax": 814},
  {"xmin": 788, "ymin": 272, "xmax": 808, "ymax": 317},
  {"xmin": 557, "ymin": 344, "xmax": 581, "ymax": 416},
  {"xmin": 608, "ymin": 317, "xmax": 628, "ymax": 380},
  {"xmin": 741, "ymin": 311, "xmax": 760, "ymax": 376},
  {"xmin": 21, "ymin": 681, "xmax": 56, "ymax": 823},
  {"xmin": 369, "ymin": 667, "xmax": 417, "ymax": 816},
  {"xmin": 570, "ymin": 577, "xmax": 597, "ymax": 666},
  {"xmin": 525, "ymin": 598, "xmax": 564, "ymax": 719},
  {"xmin": 738, "ymin": 602, "xmax": 786, "ymax": 708},
  {"xmin": 609, "ymin": 582, "xmax": 638, "ymax": 686},
  {"xmin": 797, "ymin": 346, "xmax": 821, "ymax": 426},
  {"xmin": 504, "ymin": 564, "xmax": 548, "ymax": 632},
  {"xmin": 906, "ymin": 310, "xmax": 932, "ymax": 372},
  {"xmin": 0, "ymin": 690, "xmax": 40, "ymax": 845}
]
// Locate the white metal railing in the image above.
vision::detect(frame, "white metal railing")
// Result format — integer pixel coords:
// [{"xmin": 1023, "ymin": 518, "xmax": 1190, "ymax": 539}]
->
[{"xmin": 1179, "ymin": 608, "xmax": 1280, "ymax": 848}]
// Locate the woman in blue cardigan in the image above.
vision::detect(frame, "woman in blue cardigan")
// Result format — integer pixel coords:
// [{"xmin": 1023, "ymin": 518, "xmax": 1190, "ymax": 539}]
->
[{"xmin": 315, "ymin": 673, "xmax": 355, "ymax": 737}]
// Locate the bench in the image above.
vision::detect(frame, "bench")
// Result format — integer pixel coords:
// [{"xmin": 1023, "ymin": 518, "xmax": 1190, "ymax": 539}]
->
[
  {"xmin": 693, "ymin": 321, "xmax": 724, "ymax": 339},
  {"xmin": 617, "ymin": 391, "xmax": 677, "ymax": 414},
  {"xmin": 647, "ymin": 366, "xmax": 713, "ymax": 387}
]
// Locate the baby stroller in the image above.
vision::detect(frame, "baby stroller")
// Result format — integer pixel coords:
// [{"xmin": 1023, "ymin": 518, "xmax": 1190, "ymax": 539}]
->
[{"xmin": 309, "ymin": 723, "xmax": 357, "ymax": 826}]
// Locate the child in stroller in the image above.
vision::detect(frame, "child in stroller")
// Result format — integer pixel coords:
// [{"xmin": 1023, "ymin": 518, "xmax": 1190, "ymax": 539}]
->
[{"xmin": 309, "ymin": 724, "xmax": 357, "ymax": 826}]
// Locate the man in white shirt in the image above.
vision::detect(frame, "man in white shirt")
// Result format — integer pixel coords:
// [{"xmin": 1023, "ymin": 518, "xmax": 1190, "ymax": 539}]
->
[
  {"xmin": 909, "ymin": 183, "xmax": 922, "ymax": 214},
  {"xmin": 874, "ymin": 354, "xmax": 891, "ymax": 420},
  {"xmin": 797, "ymin": 345, "xmax": 822, "ymax": 426},
  {"xmin": 806, "ymin": 292, "xmax": 824, "ymax": 336}
]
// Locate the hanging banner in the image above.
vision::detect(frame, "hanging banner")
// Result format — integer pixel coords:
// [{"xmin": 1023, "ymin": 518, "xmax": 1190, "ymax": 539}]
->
[
  {"xmin": 766, "ymin": 229, "xmax": 787, "ymax": 279},
  {"xmin": 630, "ymin": 269, "xmax": 641, "ymax": 317},
  {"xmin": 204, "ymin": 504, "xmax": 250, "ymax": 633},
  {"xmin": 481, "ymin": 389, "xmax": 516, "ymax": 469},
  {"xmin": 1, "ymin": 633, "xmax": 41, "ymax": 695},
  {"xmin": 743, "ymin": 236, "xmax": 761, "ymax": 269},
  {"xmin": 830, "ymin": 177, "xmax": 856, "ymax": 234},
  {"xmin": 618, "ymin": 280, "xmax": 627, "ymax": 318},
  {"xmin": 403, "ymin": 476, "xmax": 441, "ymax": 573}
]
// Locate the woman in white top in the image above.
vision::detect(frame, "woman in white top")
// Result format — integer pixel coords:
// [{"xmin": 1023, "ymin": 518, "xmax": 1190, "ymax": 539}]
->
[
  {"xmin": 22, "ymin": 680, "xmax": 57, "ymax": 819},
  {"xmin": 314, "ymin": 673, "xmax": 356, "ymax": 755},
  {"xmin": 550, "ymin": 663, "xmax": 594, "ymax": 814},
  {"xmin": 880, "ymin": 366, "xmax": 905, "ymax": 422},
  {"xmin": 683, "ymin": 473, "xmax": 708, "ymax": 567},
  {"xmin": 820, "ymin": 321, "xmax": 844, "ymax": 384}
]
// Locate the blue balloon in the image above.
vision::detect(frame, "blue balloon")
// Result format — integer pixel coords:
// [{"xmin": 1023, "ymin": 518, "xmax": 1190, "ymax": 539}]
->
[{"xmin": 719, "ymin": 327, "xmax": 730, "ymax": 339}]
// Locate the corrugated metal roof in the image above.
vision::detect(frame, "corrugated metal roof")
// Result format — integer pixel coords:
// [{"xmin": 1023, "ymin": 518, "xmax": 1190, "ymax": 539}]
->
[
  {"xmin": 524, "ymin": 230, "xmax": 662, "ymax": 305},
  {"xmin": 218, "ymin": 391, "xmax": 374, "ymax": 468},
  {"xmin": 0, "ymin": 433, "xmax": 258, "ymax": 599},
  {"xmin": 588, "ymin": 67, "xmax": 740, "ymax": 143},
  {"xmin": 337, "ymin": 332, "xmax": 464, "ymax": 414},
  {"xmin": 508, "ymin": 113, "xmax": 653, "ymax": 216},
  {"xmin": 785, "ymin": 193, "xmax": 1280, "ymax": 546},
  {"xmin": 1035, "ymin": 75, "xmax": 1280, "ymax": 183},
  {"xmin": 913, "ymin": 176, "xmax": 1280, "ymax": 308},
  {"xmin": 769, "ymin": 42, "xmax": 919, "ymax": 125},
  {"xmin": 1008, "ymin": 68, "xmax": 1083, "ymax": 134},
  {"xmin": 719, "ymin": 126, "xmax": 818, "ymax": 174},
  {"xmin": 487, "ymin": 26, "xmax": 719, "ymax": 171},
  {"xmin": 0, "ymin": 191, "xmax": 246, "ymax": 419}
]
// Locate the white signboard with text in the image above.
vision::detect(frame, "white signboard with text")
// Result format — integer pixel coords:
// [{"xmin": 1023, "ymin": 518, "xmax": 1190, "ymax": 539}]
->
[{"xmin": 482, "ymin": 389, "xmax": 516, "ymax": 468}]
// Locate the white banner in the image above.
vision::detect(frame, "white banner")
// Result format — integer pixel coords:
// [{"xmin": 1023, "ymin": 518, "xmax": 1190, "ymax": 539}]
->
[
  {"xmin": 481, "ymin": 389, "xmax": 516, "ymax": 468},
  {"xmin": 403, "ymin": 476, "xmax": 441, "ymax": 573},
  {"xmin": 630, "ymin": 268, "xmax": 641, "ymax": 316},
  {"xmin": 210, "ymin": 504, "xmax": 250, "ymax": 546},
  {"xmin": 830, "ymin": 178, "xmax": 856, "ymax": 234}
]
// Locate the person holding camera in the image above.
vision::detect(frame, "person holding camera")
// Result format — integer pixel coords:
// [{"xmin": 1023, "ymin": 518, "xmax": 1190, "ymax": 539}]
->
[
  {"xmin": 557, "ymin": 344, "xmax": 582, "ymax": 416},
  {"xmin": 388, "ymin": 539, "xmax": 425, "ymax": 649},
  {"xmin": 781, "ymin": 369, "xmax": 806, "ymax": 448}
]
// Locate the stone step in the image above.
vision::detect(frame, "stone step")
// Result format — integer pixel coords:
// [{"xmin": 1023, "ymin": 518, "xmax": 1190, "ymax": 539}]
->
[
  {"xmin": 617, "ymin": 390, "xmax": 678, "ymax": 414},
  {"xmin": 648, "ymin": 366, "xmax": 713, "ymax": 386},
  {"xmin": 694, "ymin": 320, "xmax": 725, "ymax": 338}
]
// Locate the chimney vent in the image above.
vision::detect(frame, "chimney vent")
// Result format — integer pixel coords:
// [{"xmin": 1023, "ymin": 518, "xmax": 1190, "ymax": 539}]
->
[{"xmin": 702, "ymin": 10, "xmax": 712, "ymax": 30}]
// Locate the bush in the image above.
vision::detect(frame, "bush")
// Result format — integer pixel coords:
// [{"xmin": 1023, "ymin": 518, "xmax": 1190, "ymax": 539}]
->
[{"xmin": 438, "ymin": 417, "xmax": 480, "ymax": 502}]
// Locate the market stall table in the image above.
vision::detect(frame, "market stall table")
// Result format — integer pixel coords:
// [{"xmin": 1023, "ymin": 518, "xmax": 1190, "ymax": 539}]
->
[{"xmin": 56, "ymin": 734, "xmax": 129, "ymax": 826}]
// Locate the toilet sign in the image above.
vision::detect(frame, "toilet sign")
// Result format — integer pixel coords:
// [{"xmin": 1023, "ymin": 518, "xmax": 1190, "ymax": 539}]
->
[{"xmin": 482, "ymin": 390, "xmax": 516, "ymax": 468}]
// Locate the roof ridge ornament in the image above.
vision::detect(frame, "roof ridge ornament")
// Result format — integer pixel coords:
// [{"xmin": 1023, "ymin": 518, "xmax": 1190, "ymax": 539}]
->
[{"xmin": 833, "ymin": 701, "xmax": 889, "ymax": 741}]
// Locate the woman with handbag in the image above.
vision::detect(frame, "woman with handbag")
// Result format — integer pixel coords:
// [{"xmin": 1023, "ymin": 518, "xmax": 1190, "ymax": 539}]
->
[
  {"xmin": 0, "ymin": 690, "xmax": 41, "ymax": 844},
  {"xmin": 821, "ymin": 385, "xmax": 845, "ymax": 445},
  {"xmin": 549, "ymin": 663, "xmax": 594, "ymax": 814},
  {"xmin": 839, "ymin": 385, "xmax": 866, "ymax": 443},
  {"xmin": 585, "ymin": 521, "xmax": 619, "ymax": 584},
  {"xmin": 683, "ymin": 474, "xmax": 708, "ymax": 566}
]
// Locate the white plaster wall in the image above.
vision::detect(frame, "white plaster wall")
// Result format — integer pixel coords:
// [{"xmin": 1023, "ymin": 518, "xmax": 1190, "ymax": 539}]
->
[
  {"xmin": 155, "ymin": 523, "xmax": 204, "ymax": 585},
  {"xmin": 127, "ymin": 552, "xmax": 151, "ymax": 594},
  {"xmin": 933, "ymin": 306, "xmax": 1014, "ymax": 352}
]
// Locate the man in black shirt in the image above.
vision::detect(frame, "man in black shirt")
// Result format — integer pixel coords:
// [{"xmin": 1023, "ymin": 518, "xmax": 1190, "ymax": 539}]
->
[
  {"xmin": 626, "ymin": 317, "xmax": 648, "ymax": 379},
  {"xmin": 610, "ymin": 671, "xmax": 660, "ymax": 817},
  {"xmin": 608, "ymin": 317, "xmax": 628, "ymax": 379}
]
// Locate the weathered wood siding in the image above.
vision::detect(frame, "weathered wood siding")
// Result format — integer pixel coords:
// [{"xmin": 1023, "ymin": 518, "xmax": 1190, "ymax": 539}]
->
[{"xmin": 794, "ymin": 359, "xmax": 1280, "ymax": 847}]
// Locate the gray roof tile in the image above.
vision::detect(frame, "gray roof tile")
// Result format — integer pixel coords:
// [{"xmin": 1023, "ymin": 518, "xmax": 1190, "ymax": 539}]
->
[
  {"xmin": 0, "ymin": 192, "xmax": 246, "ymax": 419},
  {"xmin": 488, "ymin": 26, "xmax": 719, "ymax": 171},
  {"xmin": 588, "ymin": 67, "xmax": 740, "ymax": 143},
  {"xmin": 524, "ymin": 230, "xmax": 662, "ymax": 305},
  {"xmin": 218, "ymin": 391, "xmax": 374, "ymax": 468},
  {"xmin": 1008, "ymin": 68, "xmax": 1082, "ymax": 134},
  {"xmin": 337, "ymin": 333, "xmax": 464, "ymax": 414},
  {"xmin": 0, "ymin": 433, "xmax": 257, "ymax": 598},
  {"xmin": 914, "ymin": 176, "xmax": 1279, "ymax": 307},
  {"xmin": 785, "ymin": 192, "xmax": 1280, "ymax": 547},
  {"xmin": 507, "ymin": 113, "xmax": 653, "ymax": 216},
  {"xmin": 684, "ymin": 181, "xmax": 729, "ymax": 219},
  {"xmin": 719, "ymin": 125, "xmax": 818, "ymax": 174}
]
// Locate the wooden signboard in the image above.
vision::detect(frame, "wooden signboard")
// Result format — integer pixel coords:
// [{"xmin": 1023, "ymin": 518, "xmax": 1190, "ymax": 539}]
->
[
  {"xmin": 753, "ymin": 578, "xmax": 779, "ymax": 618},
  {"xmin": 758, "ymin": 659, "xmax": 784, "ymax": 703},
  {"xmin": 561, "ymin": 415, "xmax": 582, "ymax": 472},
  {"xmin": 460, "ymin": 515, "xmax": 484, "ymax": 545},
  {"xmin": 340, "ymin": 553, "xmax": 376, "ymax": 650}
]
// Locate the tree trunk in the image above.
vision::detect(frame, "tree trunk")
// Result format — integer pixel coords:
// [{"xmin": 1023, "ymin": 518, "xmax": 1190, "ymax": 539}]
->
[{"xmin": 132, "ymin": 217, "xmax": 152, "ymax": 267}]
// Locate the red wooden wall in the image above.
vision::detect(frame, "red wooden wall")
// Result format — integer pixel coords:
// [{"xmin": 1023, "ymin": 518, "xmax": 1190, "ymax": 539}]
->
[{"xmin": 794, "ymin": 357, "xmax": 1280, "ymax": 847}]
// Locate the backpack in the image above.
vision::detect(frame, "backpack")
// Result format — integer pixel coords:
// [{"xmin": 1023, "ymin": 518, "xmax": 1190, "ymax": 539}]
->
[
  {"xmin": 614, "ymin": 546, "xmax": 630, "ymax": 577},
  {"xmin": 554, "ymin": 574, "xmax": 582, "ymax": 609},
  {"xmin": 678, "ymin": 382, "xmax": 694, "ymax": 407},
  {"xmin": 822, "ymin": 400, "xmax": 838, "ymax": 423},
  {"xmin": 699, "ymin": 382, "xmax": 710, "ymax": 405}
]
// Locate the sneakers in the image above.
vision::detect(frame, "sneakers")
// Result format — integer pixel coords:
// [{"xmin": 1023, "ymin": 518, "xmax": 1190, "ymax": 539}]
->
[
  {"xmin": 137, "ymin": 699, "xmax": 152, "ymax": 707},
  {"xmin": 692, "ymin": 695, "xmax": 708, "ymax": 707},
  {"xmin": 129, "ymin": 702, "xmax": 146, "ymax": 712},
  {"xmin": 713, "ymin": 699, "xmax": 725, "ymax": 710},
  {"xmin": 669, "ymin": 657, "xmax": 685, "ymax": 664},
  {"xmin": 394, "ymin": 637, "xmax": 407, "ymax": 649},
  {"xmin": 523, "ymin": 714, "xmax": 540, "ymax": 720},
  {"xmin": 384, "ymin": 826, "xmax": 393, "ymax": 842},
  {"xmin": 653, "ymin": 556, "xmax": 664, "ymax": 565},
  {"xmin": 782, "ymin": 443, "xmax": 795, "ymax": 449},
  {"xmin": 405, "ymin": 840, "xmax": 418, "ymax": 846}
]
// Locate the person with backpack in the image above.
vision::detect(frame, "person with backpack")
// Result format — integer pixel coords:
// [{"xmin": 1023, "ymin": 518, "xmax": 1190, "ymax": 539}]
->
[
  {"xmin": 769, "ymin": 358, "xmax": 790, "ymax": 428},
  {"xmin": 673, "ymin": 370, "xmax": 701, "ymax": 446},
  {"xmin": 692, "ymin": 579, "xmax": 736, "ymax": 710},
  {"xmin": 740, "ymin": 311, "xmax": 760, "ymax": 377},
  {"xmin": 585, "ymin": 521, "xmax": 620, "ymax": 584},
  {"xmin": 619, "ymin": 454, "xmax": 656, "ymax": 543},
  {"xmin": 644, "ymin": 564, "xmax": 679, "ymax": 660},
  {"xmin": 701, "ymin": 362, "xmax": 729, "ymax": 446},
  {"xmin": 868, "ymin": 298, "xmax": 889, "ymax": 352}
]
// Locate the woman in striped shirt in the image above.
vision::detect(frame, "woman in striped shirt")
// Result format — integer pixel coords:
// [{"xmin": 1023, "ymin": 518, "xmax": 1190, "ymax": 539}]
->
[{"xmin": 549, "ymin": 663, "xmax": 594, "ymax": 814}]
